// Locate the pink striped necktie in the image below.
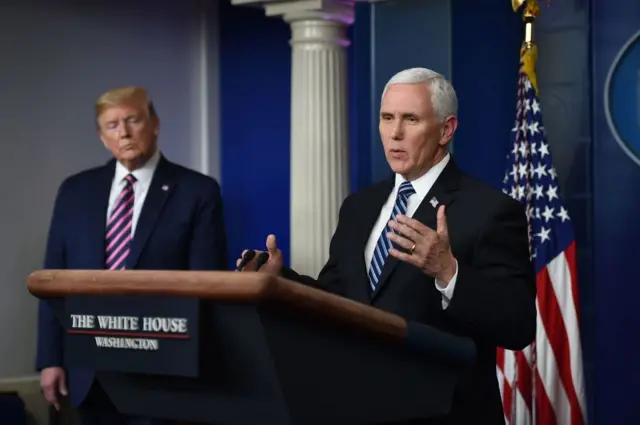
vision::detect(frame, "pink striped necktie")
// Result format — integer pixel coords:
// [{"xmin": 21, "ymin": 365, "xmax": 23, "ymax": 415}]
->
[{"xmin": 105, "ymin": 174, "xmax": 136, "ymax": 270}]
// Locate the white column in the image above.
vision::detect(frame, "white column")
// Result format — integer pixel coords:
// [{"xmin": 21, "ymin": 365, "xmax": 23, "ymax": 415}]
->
[
  {"xmin": 286, "ymin": 12, "xmax": 351, "ymax": 277},
  {"xmin": 230, "ymin": 0, "xmax": 354, "ymax": 277}
]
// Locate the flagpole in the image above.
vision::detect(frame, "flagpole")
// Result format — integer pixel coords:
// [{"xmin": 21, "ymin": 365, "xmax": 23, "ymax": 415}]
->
[
  {"xmin": 512, "ymin": 0, "xmax": 545, "ymax": 93},
  {"xmin": 509, "ymin": 3, "xmax": 545, "ymax": 424}
]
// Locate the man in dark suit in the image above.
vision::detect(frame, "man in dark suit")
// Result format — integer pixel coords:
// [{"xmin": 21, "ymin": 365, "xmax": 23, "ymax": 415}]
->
[
  {"xmin": 37, "ymin": 86, "xmax": 228, "ymax": 425},
  {"xmin": 237, "ymin": 68, "xmax": 536, "ymax": 424}
]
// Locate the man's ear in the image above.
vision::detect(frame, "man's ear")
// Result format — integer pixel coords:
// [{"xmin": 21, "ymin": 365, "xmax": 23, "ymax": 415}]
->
[
  {"xmin": 151, "ymin": 115, "xmax": 160, "ymax": 138},
  {"xmin": 439, "ymin": 115, "xmax": 458, "ymax": 146},
  {"xmin": 98, "ymin": 131, "xmax": 109, "ymax": 150}
]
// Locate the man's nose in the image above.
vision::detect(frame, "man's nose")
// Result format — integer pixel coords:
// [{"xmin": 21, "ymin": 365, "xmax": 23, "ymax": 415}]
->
[
  {"xmin": 391, "ymin": 123, "xmax": 403, "ymax": 140},
  {"xmin": 118, "ymin": 122, "xmax": 131, "ymax": 137}
]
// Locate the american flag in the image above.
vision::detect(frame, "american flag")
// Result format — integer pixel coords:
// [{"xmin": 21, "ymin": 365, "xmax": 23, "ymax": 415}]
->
[{"xmin": 498, "ymin": 46, "xmax": 588, "ymax": 425}]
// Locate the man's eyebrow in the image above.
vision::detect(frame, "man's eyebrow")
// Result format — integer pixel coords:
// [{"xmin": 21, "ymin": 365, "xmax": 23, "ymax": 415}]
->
[{"xmin": 379, "ymin": 111, "xmax": 419, "ymax": 118}]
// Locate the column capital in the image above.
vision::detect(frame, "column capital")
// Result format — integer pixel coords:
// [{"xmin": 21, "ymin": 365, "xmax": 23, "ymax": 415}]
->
[{"xmin": 230, "ymin": 0, "xmax": 355, "ymax": 25}]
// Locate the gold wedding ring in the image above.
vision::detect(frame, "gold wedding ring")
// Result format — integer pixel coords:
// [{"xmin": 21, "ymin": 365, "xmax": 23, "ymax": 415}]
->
[{"xmin": 410, "ymin": 243, "xmax": 416, "ymax": 253}]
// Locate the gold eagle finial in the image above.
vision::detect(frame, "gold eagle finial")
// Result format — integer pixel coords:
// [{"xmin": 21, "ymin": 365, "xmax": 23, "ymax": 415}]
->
[
  {"xmin": 512, "ymin": 0, "xmax": 546, "ymax": 17},
  {"xmin": 512, "ymin": 0, "xmax": 526, "ymax": 12}
]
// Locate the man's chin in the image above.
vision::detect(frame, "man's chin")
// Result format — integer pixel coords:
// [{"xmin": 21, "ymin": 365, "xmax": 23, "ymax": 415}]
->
[
  {"xmin": 116, "ymin": 152, "xmax": 146, "ymax": 170},
  {"xmin": 388, "ymin": 160, "xmax": 410, "ymax": 175},
  {"xmin": 118, "ymin": 151, "xmax": 142, "ymax": 161}
]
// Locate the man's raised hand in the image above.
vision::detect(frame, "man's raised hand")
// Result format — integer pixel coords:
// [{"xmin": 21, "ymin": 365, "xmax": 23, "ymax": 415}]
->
[{"xmin": 387, "ymin": 205, "xmax": 457, "ymax": 284}]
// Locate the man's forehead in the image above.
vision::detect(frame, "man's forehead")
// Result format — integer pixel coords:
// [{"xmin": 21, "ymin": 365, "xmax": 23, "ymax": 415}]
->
[
  {"xmin": 100, "ymin": 103, "xmax": 147, "ymax": 119},
  {"xmin": 382, "ymin": 84, "xmax": 430, "ymax": 104},
  {"xmin": 381, "ymin": 89, "xmax": 431, "ymax": 115}
]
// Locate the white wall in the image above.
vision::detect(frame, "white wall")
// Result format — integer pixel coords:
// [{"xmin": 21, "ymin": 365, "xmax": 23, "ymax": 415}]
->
[{"xmin": 0, "ymin": 0, "xmax": 219, "ymax": 380}]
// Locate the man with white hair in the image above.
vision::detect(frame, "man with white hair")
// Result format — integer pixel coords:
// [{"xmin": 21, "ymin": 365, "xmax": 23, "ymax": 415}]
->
[{"xmin": 238, "ymin": 67, "xmax": 536, "ymax": 424}]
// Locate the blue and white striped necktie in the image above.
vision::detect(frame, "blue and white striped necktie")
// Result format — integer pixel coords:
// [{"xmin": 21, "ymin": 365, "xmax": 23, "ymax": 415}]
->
[{"xmin": 368, "ymin": 181, "xmax": 415, "ymax": 290}]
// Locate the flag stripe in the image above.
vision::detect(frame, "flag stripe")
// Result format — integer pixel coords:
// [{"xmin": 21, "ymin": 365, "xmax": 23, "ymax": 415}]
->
[
  {"xmin": 546, "ymin": 249, "xmax": 587, "ymax": 423},
  {"xmin": 536, "ymin": 270, "xmax": 571, "ymax": 423},
  {"xmin": 514, "ymin": 388, "xmax": 533, "ymax": 425},
  {"xmin": 565, "ymin": 242, "xmax": 582, "ymax": 320},
  {"xmin": 515, "ymin": 349, "xmax": 533, "ymax": 410},
  {"xmin": 536, "ymin": 294, "xmax": 571, "ymax": 425},
  {"xmin": 535, "ymin": 369, "xmax": 558, "ymax": 425}
]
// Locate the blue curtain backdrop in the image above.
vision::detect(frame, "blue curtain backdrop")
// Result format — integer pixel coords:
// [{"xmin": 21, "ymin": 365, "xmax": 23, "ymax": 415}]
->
[
  {"xmin": 592, "ymin": 1, "xmax": 640, "ymax": 423},
  {"xmin": 219, "ymin": 0, "xmax": 291, "ymax": 267}
]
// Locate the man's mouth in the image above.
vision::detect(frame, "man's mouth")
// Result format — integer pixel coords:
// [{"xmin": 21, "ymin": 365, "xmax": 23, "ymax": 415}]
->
[{"xmin": 389, "ymin": 149, "xmax": 405, "ymax": 158}]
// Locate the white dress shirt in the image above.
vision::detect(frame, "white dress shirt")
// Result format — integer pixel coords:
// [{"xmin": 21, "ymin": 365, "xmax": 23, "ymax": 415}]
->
[
  {"xmin": 364, "ymin": 153, "xmax": 459, "ymax": 309},
  {"xmin": 106, "ymin": 149, "xmax": 161, "ymax": 236}
]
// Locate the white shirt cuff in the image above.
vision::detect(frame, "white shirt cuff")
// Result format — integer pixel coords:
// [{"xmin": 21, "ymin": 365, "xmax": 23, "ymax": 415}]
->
[{"xmin": 435, "ymin": 258, "xmax": 458, "ymax": 309}]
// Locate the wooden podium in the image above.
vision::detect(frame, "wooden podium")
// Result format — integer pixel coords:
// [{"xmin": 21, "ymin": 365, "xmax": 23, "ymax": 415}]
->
[{"xmin": 28, "ymin": 270, "xmax": 476, "ymax": 425}]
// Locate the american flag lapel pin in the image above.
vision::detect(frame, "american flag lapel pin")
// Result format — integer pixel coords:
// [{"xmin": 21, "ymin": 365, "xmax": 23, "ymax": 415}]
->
[
  {"xmin": 429, "ymin": 196, "xmax": 439, "ymax": 208},
  {"xmin": 161, "ymin": 185, "xmax": 169, "ymax": 191}
]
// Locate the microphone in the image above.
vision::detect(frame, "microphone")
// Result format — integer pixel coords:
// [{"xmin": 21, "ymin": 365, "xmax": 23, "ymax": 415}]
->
[
  {"xmin": 255, "ymin": 252, "xmax": 270, "ymax": 271},
  {"xmin": 236, "ymin": 249, "xmax": 256, "ymax": 271}
]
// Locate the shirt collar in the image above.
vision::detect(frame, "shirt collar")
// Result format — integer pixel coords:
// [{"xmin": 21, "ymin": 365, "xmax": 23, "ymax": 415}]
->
[
  {"xmin": 394, "ymin": 153, "xmax": 450, "ymax": 200},
  {"xmin": 114, "ymin": 149, "xmax": 161, "ymax": 187}
]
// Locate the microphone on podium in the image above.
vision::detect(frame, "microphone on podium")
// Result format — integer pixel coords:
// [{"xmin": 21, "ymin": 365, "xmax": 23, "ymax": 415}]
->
[
  {"xmin": 236, "ymin": 249, "xmax": 256, "ymax": 271},
  {"xmin": 255, "ymin": 252, "xmax": 270, "ymax": 271}
]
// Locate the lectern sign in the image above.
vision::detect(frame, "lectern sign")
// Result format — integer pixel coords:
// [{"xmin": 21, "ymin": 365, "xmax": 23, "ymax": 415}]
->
[
  {"xmin": 69, "ymin": 314, "xmax": 189, "ymax": 351},
  {"xmin": 64, "ymin": 295, "xmax": 199, "ymax": 377}
]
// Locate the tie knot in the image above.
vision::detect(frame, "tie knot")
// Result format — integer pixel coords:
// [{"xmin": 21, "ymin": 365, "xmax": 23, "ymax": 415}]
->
[
  {"xmin": 398, "ymin": 181, "xmax": 415, "ymax": 199},
  {"xmin": 124, "ymin": 174, "xmax": 136, "ymax": 185}
]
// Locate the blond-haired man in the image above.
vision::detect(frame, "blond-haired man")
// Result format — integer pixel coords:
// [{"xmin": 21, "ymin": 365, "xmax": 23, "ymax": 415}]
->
[{"xmin": 36, "ymin": 86, "xmax": 228, "ymax": 425}]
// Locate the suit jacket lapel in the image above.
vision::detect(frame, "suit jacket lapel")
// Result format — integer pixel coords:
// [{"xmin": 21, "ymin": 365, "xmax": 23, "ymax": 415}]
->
[
  {"xmin": 127, "ymin": 156, "xmax": 177, "ymax": 269},
  {"xmin": 88, "ymin": 160, "xmax": 117, "ymax": 269},
  {"xmin": 370, "ymin": 159, "xmax": 461, "ymax": 301},
  {"xmin": 350, "ymin": 179, "xmax": 395, "ymax": 304}
]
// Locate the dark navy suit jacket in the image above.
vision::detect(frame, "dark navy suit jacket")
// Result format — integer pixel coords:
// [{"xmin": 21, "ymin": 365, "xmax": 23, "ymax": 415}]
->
[{"xmin": 35, "ymin": 155, "xmax": 228, "ymax": 407}]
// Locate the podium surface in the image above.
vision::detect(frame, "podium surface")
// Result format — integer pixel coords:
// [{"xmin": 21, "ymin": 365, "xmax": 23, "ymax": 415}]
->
[{"xmin": 28, "ymin": 270, "xmax": 476, "ymax": 425}]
